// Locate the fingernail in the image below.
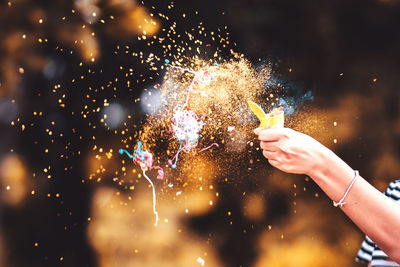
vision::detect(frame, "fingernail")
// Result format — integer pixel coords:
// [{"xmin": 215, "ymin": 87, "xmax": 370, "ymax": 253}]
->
[{"xmin": 253, "ymin": 127, "xmax": 262, "ymax": 134}]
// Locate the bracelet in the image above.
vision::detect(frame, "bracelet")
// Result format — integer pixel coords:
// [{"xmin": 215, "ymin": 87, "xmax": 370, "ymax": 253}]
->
[{"xmin": 333, "ymin": 170, "xmax": 359, "ymax": 207}]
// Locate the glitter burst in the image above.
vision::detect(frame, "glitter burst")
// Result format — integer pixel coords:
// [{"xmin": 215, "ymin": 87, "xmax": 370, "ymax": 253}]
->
[{"xmin": 119, "ymin": 141, "xmax": 164, "ymax": 226}]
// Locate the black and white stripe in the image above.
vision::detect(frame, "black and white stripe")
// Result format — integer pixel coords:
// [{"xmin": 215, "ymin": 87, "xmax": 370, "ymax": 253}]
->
[{"xmin": 356, "ymin": 180, "xmax": 400, "ymax": 266}]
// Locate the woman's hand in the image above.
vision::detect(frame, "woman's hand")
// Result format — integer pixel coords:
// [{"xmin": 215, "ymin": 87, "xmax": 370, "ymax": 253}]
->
[
  {"xmin": 254, "ymin": 127, "xmax": 330, "ymax": 176},
  {"xmin": 255, "ymin": 127, "xmax": 400, "ymax": 263}
]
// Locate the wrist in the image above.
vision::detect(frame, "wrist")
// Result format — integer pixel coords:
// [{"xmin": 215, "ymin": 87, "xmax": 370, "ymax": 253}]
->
[
  {"xmin": 308, "ymin": 147, "xmax": 354, "ymax": 186},
  {"xmin": 305, "ymin": 145, "xmax": 330, "ymax": 178}
]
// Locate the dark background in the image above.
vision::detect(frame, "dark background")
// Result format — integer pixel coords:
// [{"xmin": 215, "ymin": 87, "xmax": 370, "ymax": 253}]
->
[{"xmin": 2, "ymin": 0, "xmax": 400, "ymax": 266}]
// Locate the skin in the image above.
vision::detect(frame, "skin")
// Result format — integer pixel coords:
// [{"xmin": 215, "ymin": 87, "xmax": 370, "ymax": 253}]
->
[{"xmin": 254, "ymin": 127, "xmax": 400, "ymax": 263}]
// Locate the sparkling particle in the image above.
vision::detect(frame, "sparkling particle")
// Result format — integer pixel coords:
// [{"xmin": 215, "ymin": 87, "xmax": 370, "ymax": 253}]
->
[{"xmin": 197, "ymin": 257, "xmax": 205, "ymax": 266}]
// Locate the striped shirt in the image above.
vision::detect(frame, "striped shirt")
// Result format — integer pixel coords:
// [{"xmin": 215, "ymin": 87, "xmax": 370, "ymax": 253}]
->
[{"xmin": 356, "ymin": 180, "xmax": 400, "ymax": 266}]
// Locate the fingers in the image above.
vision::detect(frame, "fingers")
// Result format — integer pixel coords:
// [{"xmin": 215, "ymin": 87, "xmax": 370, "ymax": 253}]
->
[
  {"xmin": 253, "ymin": 127, "xmax": 263, "ymax": 135},
  {"xmin": 254, "ymin": 127, "xmax": 289, "ymax": 142},
  {"xmin": 260, "ymin": 141, "xmax": 278, "ymax": 152},
  {"xmin": 268, "ymin": 159, "xmax": 280, "ymax": 168},
  {"xmin": 262, "ymin": 149, "xmax": 284, "ymax": 170},
  {"xmin": 262, "ymin": 150, "xmax": 278, "ymax": 159}
]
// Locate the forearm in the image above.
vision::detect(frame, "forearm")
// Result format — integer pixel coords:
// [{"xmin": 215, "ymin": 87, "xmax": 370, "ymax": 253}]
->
[
  {"xmin": 310, "ymin": 150, "xmax": 400, "ymax": 262},
  {"xmin": 255, "ymin": 127, "xmax": 400, "ymax": 261}
]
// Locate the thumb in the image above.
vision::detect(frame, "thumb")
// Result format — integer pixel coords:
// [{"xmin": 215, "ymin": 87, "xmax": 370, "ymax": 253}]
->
[{"xmin": 253, "ymin": 127, "xmax": 263, "ymax": 135}]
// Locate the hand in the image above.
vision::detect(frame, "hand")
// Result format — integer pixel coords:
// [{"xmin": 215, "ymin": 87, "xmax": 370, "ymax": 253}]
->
[{"xmin": 254, "ymin": 127, "xmax": 329, "ymax": 176}]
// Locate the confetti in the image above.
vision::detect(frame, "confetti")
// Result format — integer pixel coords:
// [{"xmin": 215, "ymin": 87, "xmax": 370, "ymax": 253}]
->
[
  {"xmin": 119, "ymin": 141, "xmax": 164, "ymax": 226},
  {"xmin": 197, "ymin": 257, "xmax": 205, "ymax": 266},
  {"xmin": 168, "ymin": 109, "xmax": 205, "ymax": 168},
  {"xmin": 227, "ymin": 126, "xmax": 235, "ymax": 132},
  {"xmin": 165, "ymin": 61, "xmax": 219, "ymax": 168}
]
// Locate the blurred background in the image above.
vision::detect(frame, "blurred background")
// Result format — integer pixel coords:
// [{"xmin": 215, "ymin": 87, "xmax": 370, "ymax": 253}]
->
[{"xmin": 2, "ymin": 0, "xmax": 400, "ymax": 266}]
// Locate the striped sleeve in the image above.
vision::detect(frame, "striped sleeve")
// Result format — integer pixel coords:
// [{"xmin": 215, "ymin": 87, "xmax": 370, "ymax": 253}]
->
[
  {"xmin": 384, "ymin": 180, "xmax": 400, "ymax": 200},
  {"xmin": 355, "ymin": 180, "xmax": 400, "ymax": 265},
  {"xmin": 355, "ymin": 180, "xmax": 400, "ymax": 264},
  {"xmin": 356, "ymin": 235, "xmax": 374, "ymax": 263}
]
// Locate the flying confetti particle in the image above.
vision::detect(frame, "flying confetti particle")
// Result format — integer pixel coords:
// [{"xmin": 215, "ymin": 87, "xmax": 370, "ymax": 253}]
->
[
  {"xmin": 197, "ymin": 257, "xmax": 205, "ymax": 266},
  {"xmin": 119, "ymin": 141, "xmax": 164, "ymax": 226},
  {"xmin": 168, "ymin": 109, "xmax": 204, "ymax": 168}
]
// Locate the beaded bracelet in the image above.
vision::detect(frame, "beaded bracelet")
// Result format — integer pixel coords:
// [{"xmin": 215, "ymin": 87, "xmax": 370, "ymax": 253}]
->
[{"xmin": 333, "ymin": 170, "xmax": 359, "ymax": 207}]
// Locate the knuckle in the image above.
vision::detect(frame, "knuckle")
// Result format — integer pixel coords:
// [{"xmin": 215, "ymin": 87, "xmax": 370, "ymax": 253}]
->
[
  {"xmin": 279, "ymin": 145, "xmax": 289, "ymax": 154},
  {"xmin": 282, "ymin": 128, "xmax": 294, "ymax": 139},
  {"xmin": 260, "ymin": 141, "xmax": 266, "ymax": 149}
]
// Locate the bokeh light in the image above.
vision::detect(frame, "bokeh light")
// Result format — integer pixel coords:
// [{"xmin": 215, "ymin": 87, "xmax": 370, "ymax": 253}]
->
[{"xmin": 0, "ymin": 154, "xmax": 28, "ymax": 206}]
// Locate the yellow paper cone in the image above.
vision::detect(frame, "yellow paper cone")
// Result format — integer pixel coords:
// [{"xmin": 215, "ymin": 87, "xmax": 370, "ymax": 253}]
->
[
  {"xmin": 247, "ymin": 101, "xmax": 284, "ymax": 128},
  {"xmin": 268, "ymin": 108, "xmax": 284, "ymax": 128}
]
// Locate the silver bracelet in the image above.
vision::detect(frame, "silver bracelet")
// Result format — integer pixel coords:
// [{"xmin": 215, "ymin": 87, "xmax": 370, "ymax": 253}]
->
[{"xmin": 333, "ymin": 170, "xmax": 359, "ymax": 207}]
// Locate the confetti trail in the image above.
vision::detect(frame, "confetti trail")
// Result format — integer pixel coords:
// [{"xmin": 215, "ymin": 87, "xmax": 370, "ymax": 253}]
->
[
  {"xmin": 119, "ymin": 141, "xmax": 164, "ymax": 226},
  {"xmin": 137, "ymin": 59, "xmax": 274, "ymax": 177},
  {"xmin": 165, "ymin": 59, "xmax": 196, "ymax": 74},
  {"xmin": 165, "ymin": 61, "xmax": 220, "ymax": 168},
  {"xmin": 168, "ymin": 109, "xmax": 205, "ymax": 168},
  {"xmin": 165, "ymin": 60, "xmax": 216, "ymax": 109}
]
